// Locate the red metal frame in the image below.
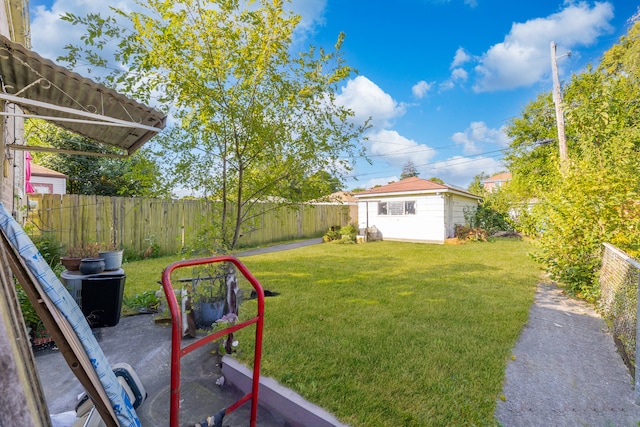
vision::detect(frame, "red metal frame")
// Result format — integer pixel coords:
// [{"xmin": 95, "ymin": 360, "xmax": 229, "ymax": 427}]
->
[{"xmin": 161, "ymin": 255, "xmax": 265, "ymax": 427}]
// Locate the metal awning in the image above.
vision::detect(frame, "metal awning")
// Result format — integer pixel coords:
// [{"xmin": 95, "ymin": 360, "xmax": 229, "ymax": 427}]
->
[{"xmin": 0, "ymin": 35, "xmax": 166, "ymax": 156}]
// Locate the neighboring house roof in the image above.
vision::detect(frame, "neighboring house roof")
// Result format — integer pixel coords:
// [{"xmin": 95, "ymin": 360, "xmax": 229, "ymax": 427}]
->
[
  {"xmin": 30, "ymin": 164, "xmax": 67, "ymax": 179},
  {"xmin": 327, "ymin": 191, "xmax": 356, "ymax": 203},
  {"xmin": 482, "ymin": 172, "xmax": 512, "ymax": 193},
  {"xmin": 484, "ymin": 172, "xmax": 512, "ymax": 183},
  {"xmin": 354, "ymin": 177, "xmax": 481, "ymax": 199},
  {"xmin": 307, "ymin": 191, "xmax": 357, "ymax": 204}
]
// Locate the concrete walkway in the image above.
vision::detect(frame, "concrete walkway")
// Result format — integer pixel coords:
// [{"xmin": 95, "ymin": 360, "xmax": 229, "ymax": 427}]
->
[
  {"xmin": 38, "ymin": 238, "xmax": 327, "ymax": 427},
  {"xmin": 495, "ymin": 282, "xmax": 640, "ymax": 427},
  {"xmin": 235, "ymin": 238, "xmax": 323, "ymax": 257}
]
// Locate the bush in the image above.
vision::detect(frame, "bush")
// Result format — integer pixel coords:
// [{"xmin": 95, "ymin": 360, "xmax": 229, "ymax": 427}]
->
[
  {"xmin": 123, "ymin": 290, "xmax": 159, "ymax": 314},
  {"xmin": 16, "ymin": 283, "xmax": 42, "ymax": 331},
  {"xmin": 464, "ymin": 203, "xmax": 514, "ymax": 236},
  {"xmin": 526, "ymin": 164, "xmax": 640, "ymax": 301},
  {"xmin": 323, "ymin": 224, "xmax": 357, "ymax": 243},
  {"xmin": 323, "ymin": 225, "xmax": 342, "ymax": 242},
  {"xmin": 31, "ymin": 232, "xmax": 63, "ymax": 268},
  {"xmin": 454, "ymin": 224, "xmax": 488, "ymax": 242}
]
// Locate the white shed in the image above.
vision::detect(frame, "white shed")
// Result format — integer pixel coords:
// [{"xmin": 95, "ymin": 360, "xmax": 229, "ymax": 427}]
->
[
  {"xmin": 354, "ymin": 177, "xmax": 481, "ymax": 244},
  {"xmin": 29, "ymin": 163, "xmax": 67, "ymax": 194}
]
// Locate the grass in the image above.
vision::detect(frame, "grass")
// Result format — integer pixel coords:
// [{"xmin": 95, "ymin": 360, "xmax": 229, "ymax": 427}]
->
[{"xmin": 122, "ymin": 238, "xmax": 540, "ymax": 426}]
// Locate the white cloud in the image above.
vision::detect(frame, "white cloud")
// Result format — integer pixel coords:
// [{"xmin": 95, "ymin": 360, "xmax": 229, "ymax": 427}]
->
[
  {"xmin": 412, "ymin": 80, "xmax": 434, "ymax": 99},
  {"xmin": 30, "ymin": 2, "xmax": 139, "ymax": 64},
  {"xmin": 451, "ymin": 47, "xmax": 471, "ymax": 68},
  {"xmin": 336, "ymin": 76, "xmax": 406, "ymax": 129},
  {"xmin": 288, "ymin": 0, "xmax": 328, "ymax": 46},
  {"xmin": 451, "ymin": 68, "xmax": 468, "ymax": 82},
  {"xmin": 289, "ymin": 0, "xmax": 327, "ymax": 30},
  {"xmin": 31, "ymin": 0, "xmax": 329, "ymax": 64},
  {"xmin": 367, "ymin": 129, "xmax": 436, "ymax": 168},
  {"xmin": 451, "ymin": 122, "xmax": 511, "ymax": 155},
  {"xmin": 438, "ymin": 80, "xmax": 455, "ymax": 92},
  {"xmin": 363, "ymin": 176, "xmax": 399, "ymax": 189},
  {"xmin": 438, "ymin": 67, "xmax": 469, "ymax": 93},
  {"xmin": 429, "ymin": 155, "xmax": 503, "ymax": 187},
  {"xmin": 472, "ymin": 2, "xmax": 614, "ymax": 92}
]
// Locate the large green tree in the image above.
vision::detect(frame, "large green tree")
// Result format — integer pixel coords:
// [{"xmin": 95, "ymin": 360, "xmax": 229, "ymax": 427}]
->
[
  {"xmin": 61, "ymin": 0, "xmax": 368, "ymax": 250},
  {"xmin": 504, "ymin": 20, "xmax": 640, "ymax": 298},
  {"xmin": 26, "ymin": 120, "xmax": 169, "ymax": 197}
]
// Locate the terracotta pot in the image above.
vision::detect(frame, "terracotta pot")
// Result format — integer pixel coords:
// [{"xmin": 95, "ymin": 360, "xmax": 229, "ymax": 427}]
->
[
  {"xmin": 60, "ymin": 256, "xmax": 82, "ymax": 271},
  {"xmin": 79, "ymin": 258, "xmax": 105, "ymax": 275}
]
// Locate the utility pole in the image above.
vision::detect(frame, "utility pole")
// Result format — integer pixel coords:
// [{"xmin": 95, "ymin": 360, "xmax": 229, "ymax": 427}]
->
[{"xmin": 550, "ymin": 41, "xmax": 568, "ymax": 168}]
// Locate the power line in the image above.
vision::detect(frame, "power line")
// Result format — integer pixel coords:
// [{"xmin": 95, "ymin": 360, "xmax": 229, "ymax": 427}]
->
[{"xmin": 346, "ymin": 148, "xmax": 506, "ymax": 180}]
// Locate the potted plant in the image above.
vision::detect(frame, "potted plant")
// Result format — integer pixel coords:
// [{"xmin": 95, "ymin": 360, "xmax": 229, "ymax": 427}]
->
[
  {"xmin": 189, "ymin": 265, "xmax": 231, "ymax": 330},
  {"xmin": 98, "ymin": 242, "xmax": 124, "ymax": 271},
  {"xmin": 60, "ymin": 242, "xmax": 100, "ymax": 271}
]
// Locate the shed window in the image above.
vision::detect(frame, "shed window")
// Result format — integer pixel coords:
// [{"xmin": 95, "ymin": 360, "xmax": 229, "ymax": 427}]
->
[
  {"xmin": 378, "ymin": 202, "xmax": 388, "ymax": 215},
  {"xmin": 405, "ymin": 201, "xmax": 415, "ymax": 215},
  {"xmin": 378, "ymin": 201, "xmax": 416, "ymax": 216},
  {"xmin": 389, "ymin": 201, "xmax": 404, "ymax": 215}
]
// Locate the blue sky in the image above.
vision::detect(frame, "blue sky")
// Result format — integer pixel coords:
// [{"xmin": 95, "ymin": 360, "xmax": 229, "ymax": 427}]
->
[{"xmin": 27, "ymin": 1, "xmax": 639, "ymax": 191}]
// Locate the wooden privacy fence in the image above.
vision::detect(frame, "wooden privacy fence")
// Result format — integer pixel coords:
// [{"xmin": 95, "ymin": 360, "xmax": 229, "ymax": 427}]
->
[{"xmin": 26, "ymin": 194, "xmax": 351, "ymax": 256}]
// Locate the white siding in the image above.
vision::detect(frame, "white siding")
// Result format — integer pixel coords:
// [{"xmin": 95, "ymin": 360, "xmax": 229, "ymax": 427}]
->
[
  {"xmin": 445, "ymin": 194, "xmax": 478, "ymax": 238},
  {"xmin": 30, "ymin": 175, "xmax": 66, "ymax": 194},
  {"xmin": 358, "ymin": 194, "xmax": 447, "ymax": 243}
]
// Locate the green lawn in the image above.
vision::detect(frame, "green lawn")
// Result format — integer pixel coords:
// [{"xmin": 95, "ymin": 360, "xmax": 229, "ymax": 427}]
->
[{"xmin": 123, "ymin": 239, "xmax": 540, "ymax": 426}]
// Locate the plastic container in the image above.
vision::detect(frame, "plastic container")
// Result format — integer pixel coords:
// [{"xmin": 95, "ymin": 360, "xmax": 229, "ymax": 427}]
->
[
  {"xmin": 81, "ymin": 274, "xmax": 126, "ymax": 327},
  {"xmin": 60, "ymin": 269, "xmax": 126, "ymax": 327}
]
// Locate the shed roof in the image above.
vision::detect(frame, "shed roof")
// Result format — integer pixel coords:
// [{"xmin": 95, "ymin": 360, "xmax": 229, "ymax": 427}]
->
[
  {"xmin": 0, "ymin": 35, "xmax": 166, "ymax": 157},
  {"xmin": 354, "ymin": 177, "xmax": 481, "ymax": 199}
]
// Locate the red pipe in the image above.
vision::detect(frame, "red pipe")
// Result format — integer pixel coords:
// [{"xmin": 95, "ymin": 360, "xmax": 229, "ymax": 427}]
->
[{"xmin": 160, "ymin": 255, "xmax": 265, "ymax": 427}]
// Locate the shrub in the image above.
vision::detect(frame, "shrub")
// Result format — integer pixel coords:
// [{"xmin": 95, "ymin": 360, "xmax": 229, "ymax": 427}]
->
[
  {"xmin": 323, "ymin": 225, "xmax": 342, "ymax": 242},
  {"xmin": 123, "ymin": 290, "xmax": 159, "ymax": 314},
  {"xmin": 16, "ymin": 283, "xmax": 42, "ymax": 331},
  {"xmin": 31, "ymin": 232, "xmax": 63, "ymax": 268},
  {"xmin": 526, "ymin": 163, "xmax": 640, "ymax": 301},
  {"xmin": 455, "ymin": 224, "xmax": 488, "ymax": 242},
  {"xmin": 464, "ymin": 203, "xmax": 514, "ymax": 236},
  {"xmin": 323, "ymin": 224, "xmax": 357, "ymax": 243}
]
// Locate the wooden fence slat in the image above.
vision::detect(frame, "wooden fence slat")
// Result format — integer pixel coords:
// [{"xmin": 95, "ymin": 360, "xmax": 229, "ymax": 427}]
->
[{"xmin": 27, "ymin": 195, "xmax": 351, "ymax": 256}]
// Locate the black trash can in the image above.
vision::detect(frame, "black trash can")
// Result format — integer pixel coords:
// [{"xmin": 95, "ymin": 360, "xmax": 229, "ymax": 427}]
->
[{"xmin": 81, "ymin": 273, "xmax": 126, "ymax": 327}]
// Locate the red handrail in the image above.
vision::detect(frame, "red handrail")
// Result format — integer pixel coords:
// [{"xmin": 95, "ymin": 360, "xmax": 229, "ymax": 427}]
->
[{"xmin": 161, "ymin": 255, "xmax": 265, "ymax": 427}]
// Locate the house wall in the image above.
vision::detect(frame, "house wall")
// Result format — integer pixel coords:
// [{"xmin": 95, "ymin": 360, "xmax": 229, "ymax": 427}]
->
[
  {"xmin": 0, "ymin": 4, "xmax": 25, "ymax": 216},
  {"xmin": 357, "ymin": 194, "xmax": 446, "ymax": 243},
  {"xmin": 0, "ymin": 3, "xmax": 50, "ymax": 426},
  {"xmin": 30, "ymin": 175, "xmax": 66, "ymax": 194}
]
